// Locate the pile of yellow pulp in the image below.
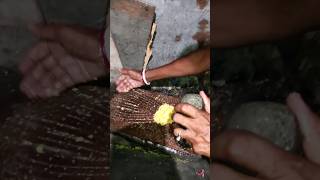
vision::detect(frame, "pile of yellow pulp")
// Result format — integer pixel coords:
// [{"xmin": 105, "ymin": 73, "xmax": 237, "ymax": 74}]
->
[{"xmin": 153, "ymin": 104, "xmax": 175, "ymax": 126}]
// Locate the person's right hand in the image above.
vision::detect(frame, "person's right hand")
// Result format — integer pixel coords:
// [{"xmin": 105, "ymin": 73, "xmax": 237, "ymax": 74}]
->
[
  {"xmin": 212, "ymin": 92, "xmax": 320, "ymax": 180},
  {"xmin": 115, "ymin": 68, "xmax": 144, "ymax": 93}
]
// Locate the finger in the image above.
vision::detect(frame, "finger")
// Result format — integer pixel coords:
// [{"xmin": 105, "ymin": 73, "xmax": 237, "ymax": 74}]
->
[
  {"xmin": 213, "ymin": 130, "xmax": 301, "ymax": 179},
  {"xmin": 116, "ymin": 84, "xmax": 125, "ymax": 93},
  {"xmin": 117, "ymin": 82, "xmax": 129, "ymax": 93},
  {"xmin": 38, "ymin": 72, "xmax": 59, "ymax": 97},
  {"xmin": 30, "ymin": 24, "xmax": 100, "ymax": 61},
  {"xmin": 200, "ymin": 91, "xmax": 210, "ymax": 113},
  {"xmin": 120, "ymin": 68, "xmax": 142, "ymax": 80},
  {"xmin": 286, "ymin": 92, "xmax": 320, "ymax": 164},
  {"xmin": 173, "ymin": 128, "xmax": 196, "ymax": 142},
  {"xmin": 60, "ymin": 74, "xmax": 74, "ymax": 89},
  {"xmin": 128, "ymin": 69, "xmax": 142, "ymax": 80},
  {"xmin": 120, "ymin": 68, "xmax": 131, "ymax": 75},
  {"xmin": 211, "ymin": 163, "xmax": 260, "ymax": 180},
  {"xmin": 116, "ymin": 79, "xmax": 127, "ymax": 92},
  {"xmin": 287, "ymin": 92, "xmax": 320, "ymax": 137},
  {"xmin": 115, "ymin": 75, "xmax": 127, "ymax": 85},
  {"xmin": 50, "ymin": 66, "xmax": 72, "ymax": 93},
  {"xmin": 30, "ymin": 60, "xmax": 46, "ymax": 81},
  {"xmin": 126, "ymin": 78, "xmax": 137, "ymax": 91},
  {"xmin": 50, "ymin": 44, "xmax": 86, "ymax": 84},
  {"xmin": 20, "ymin": 42, "xmax": 50, "ymax": 74},
  {"xmin": 20, "ymin": 74, "xmax": 41, "ymax": 99},
  {"xmin": 119, "ymin": 78, "xmax": 133, "ymax": 92},
  {"xmin": 173, "ymin": 113, "xmax": 193, "ymax": 129},
  {"xmin": 175, "ymin": 103, "xmax": 200, "ymax": 118}
]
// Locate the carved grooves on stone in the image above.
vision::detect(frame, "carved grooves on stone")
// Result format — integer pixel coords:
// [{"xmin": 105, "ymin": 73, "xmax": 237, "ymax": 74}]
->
[
  {"xmin": 0, "ymin": 86, "xmax": 109, "ymax": 180},
  {"xmin": 111, "ymin": 89, "xmax": 194, "ymax": 155}
]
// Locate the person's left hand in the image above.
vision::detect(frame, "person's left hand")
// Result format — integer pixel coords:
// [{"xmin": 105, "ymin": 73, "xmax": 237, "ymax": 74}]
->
[
  {"xmin": 19, "ymin": 24, "xmax": 107, "ymax": 98},
  {"xmin": 173, "ymin": 91, "xmax": 210, "ymax": 157}
]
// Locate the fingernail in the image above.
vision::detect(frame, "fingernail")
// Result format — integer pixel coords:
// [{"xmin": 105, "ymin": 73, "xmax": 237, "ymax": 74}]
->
[{"xmin": 173, "ymin": 114, "xmax": 177, "ymax": 121}]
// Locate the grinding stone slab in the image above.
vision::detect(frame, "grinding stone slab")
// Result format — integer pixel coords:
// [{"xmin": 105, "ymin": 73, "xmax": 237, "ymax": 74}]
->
[
  {"xmin": 110, "ymin": 89, "xmax": 195, "ymax": 155},
  {"xmin": 110, "ymin": 0, "xmax": 155, "ymax": 70},
  {"xmin": 0, "ymin": 86, "xmax": 109, "ymax": 179},
  {"xmin": 38, "ymin": 0, "xmax": 107, "ymax": 29},
  {"xmin": 226, "ymin": 102, "xmax": 301, "ymax": 152}
]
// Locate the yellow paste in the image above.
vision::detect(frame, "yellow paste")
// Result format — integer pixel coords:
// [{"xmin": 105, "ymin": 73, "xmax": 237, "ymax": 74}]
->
[{"xmin": 153, "ymin": 103, "xmax": 175, "ymax": 126}]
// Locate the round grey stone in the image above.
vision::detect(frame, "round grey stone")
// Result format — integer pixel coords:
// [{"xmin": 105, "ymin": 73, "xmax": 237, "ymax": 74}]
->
[
  {"xmin": 226, "ymin": 102, "xmax": 300, "ymax": 152},
  {"xmin": 181, "ymin": 94, "xmax": 203, "ymax": 110}
]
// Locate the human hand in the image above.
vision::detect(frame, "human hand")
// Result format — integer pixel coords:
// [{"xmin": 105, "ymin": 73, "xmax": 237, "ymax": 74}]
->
[
  {"xmin": 212, "ymin": 92, "xmax": 320, "ymax": 180},
  {"xmin": 115, "ymin": 68, "xmax": 144, "ymax": 93},
  {"xmin": 173, "ymin": 91, "xmax": 210, "ymax": 157},
  {"xmin": 19, "ymin": 24, "xmax": 107, "ymax": 98}
]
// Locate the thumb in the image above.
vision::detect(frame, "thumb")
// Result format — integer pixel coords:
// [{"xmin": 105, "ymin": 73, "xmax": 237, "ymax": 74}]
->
[
  {"xmin": 128, "ymin": 70, "xmax": 142, "ymax": 81},
  {"xmin": 286, "ymin": 92, "xmax": 320, "ymax": 164},
  {"xmin": 28, "ymin": 24, "xmax": 58, "ymax": 40},
  {"xmin": 200, "ymin": 91, "xmax": 210, "ymax": 113}
]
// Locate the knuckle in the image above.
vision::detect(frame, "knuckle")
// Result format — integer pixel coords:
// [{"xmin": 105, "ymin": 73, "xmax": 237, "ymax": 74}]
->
[{"xmin": 180, "ymin": 104, "xmax": 189, "ymax": 112}]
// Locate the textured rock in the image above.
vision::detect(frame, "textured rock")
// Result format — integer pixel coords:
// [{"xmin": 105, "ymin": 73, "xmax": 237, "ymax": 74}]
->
[
  {"xmin": 181, "ymin": 93, "xmax": 203, "ymax": 110},
  {"xmin": 226, "ymin": 102, "xmax": 301, "ymax": 152}
]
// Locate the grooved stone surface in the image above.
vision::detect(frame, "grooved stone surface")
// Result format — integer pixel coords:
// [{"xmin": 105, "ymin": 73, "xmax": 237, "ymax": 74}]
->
[
  {"xmin": 0, "ymin": 86, "xmax": 109, "ymax": 179},
  {"xmin": 110, "ymin": 89, "xmax": 194, "ymax": 154}
]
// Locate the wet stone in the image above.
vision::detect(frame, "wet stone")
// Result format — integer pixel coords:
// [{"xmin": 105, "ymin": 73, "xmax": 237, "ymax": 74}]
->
[
  {"xmin": 226, "ymin": 102, "xmax": 301, "ymax": 152},
  {"xmin": 181, "ymin": 94, "xmax": 203, "ymax": 110}
]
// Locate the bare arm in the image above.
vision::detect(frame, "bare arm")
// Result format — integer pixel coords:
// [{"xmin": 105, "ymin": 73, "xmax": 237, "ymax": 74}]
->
[
  {"xmin": 116, "ymin": 48, "xmax": 210, "ymax": 92},
  {"xmin": 145, "ymin": 47, "xmax": 210, "ymax": 81}
]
